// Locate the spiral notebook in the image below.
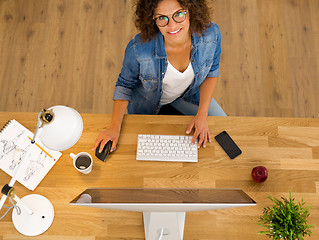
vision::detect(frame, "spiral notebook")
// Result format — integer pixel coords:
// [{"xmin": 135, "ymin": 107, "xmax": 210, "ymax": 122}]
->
[{"xmin": 0, "ymin": 119, "xmax": 62, "ymax": 190}]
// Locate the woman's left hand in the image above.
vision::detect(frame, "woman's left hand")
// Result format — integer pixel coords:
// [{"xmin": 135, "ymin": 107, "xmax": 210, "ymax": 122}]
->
[{"xmin": 186, "ymin": 113, "xmax": 211, "ymax": 148}]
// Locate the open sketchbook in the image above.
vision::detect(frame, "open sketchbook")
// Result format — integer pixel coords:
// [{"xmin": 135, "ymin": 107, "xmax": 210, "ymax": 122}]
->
[{"xmin": 0, "ymin": 119, "xmax": 62, "ymax": 190}]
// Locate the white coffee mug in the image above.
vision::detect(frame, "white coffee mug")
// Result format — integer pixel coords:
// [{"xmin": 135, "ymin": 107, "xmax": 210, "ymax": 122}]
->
[{"xmin": 70, "ymin": 152, "xmax": 93, "ymax": 174}]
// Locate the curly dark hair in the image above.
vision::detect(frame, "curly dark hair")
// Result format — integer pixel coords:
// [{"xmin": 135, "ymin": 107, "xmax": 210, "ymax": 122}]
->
[{"xmin": 135, "ymin": 0, "xmax": 212, "ymax": 42}]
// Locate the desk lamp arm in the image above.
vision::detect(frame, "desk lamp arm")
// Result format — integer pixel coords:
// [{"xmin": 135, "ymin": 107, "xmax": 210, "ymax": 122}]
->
[
  {"xmin": 0, "ymin": 129, "xmax": 39, "ymax": 211},
  {"xmin": 1, "ymin": 184, "xmax": 33, "ymax": 215},
  {"xmin": 0, "ymin": 109, "xmax": 52, "ymax": 210}
]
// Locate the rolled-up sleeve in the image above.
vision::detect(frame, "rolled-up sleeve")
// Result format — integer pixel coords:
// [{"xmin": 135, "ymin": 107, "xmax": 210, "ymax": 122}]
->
[
  {"xmin": 207, "ymin": 23, "xmax": 221, "ymax": 78},
  {"xmin": 113, "ymin": 39, "xmax": 140, "ymax": 101}
]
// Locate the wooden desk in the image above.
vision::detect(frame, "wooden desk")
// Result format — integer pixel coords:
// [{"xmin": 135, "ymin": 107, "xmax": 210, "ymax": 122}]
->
[{"xmin": 0, "ymin": 113, "xmax": 318, "ymax": 239}]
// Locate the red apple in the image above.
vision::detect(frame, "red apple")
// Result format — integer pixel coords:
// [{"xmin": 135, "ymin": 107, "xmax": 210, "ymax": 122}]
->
[{"xmin": 251, "ymin": 166, "xmax": 268, "ymax": 182}]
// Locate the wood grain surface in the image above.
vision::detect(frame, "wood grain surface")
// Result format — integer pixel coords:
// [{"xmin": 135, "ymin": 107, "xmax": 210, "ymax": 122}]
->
[
  {"xmin": 0, "ymin": 112, "xmax": 318, "ymax": 239},
  {"xmin": 0, "ymin": 0, "xmax": 318, "ymax": 118}
]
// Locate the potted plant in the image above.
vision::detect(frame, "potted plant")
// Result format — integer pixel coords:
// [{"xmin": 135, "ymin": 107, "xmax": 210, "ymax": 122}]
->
[{"xmin": 258, "ymin": 192, "xmax": 313, "ymax": 240}]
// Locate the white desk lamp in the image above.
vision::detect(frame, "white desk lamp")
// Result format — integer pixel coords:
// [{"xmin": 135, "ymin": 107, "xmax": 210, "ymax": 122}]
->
[{"xmin": 0, "ymin": 105, "xmax": 83, "ymax": 236}]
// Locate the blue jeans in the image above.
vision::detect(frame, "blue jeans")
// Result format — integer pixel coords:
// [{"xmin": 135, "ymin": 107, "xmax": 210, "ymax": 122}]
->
[{"xmin": 168, "ymin": 98, "xmax": 227, "ymax": 116}]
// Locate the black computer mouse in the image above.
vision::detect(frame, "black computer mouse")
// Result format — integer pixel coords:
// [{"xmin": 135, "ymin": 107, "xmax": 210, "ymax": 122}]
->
[{"xmin": 95, "ymin": 141, "xmax": 112, "ymax": 162}]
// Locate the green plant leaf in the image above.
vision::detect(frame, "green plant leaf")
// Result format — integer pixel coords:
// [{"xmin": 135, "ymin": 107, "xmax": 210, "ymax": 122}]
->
[{"xmin": 258, "ymin": 192, "xmax": 314, "ymax": 239}]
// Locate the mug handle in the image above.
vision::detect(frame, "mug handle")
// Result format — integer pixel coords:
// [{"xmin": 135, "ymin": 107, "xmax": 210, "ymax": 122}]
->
[{"xmin": 70, "ymin": 153, "xmax": 76, "ymax": 159}]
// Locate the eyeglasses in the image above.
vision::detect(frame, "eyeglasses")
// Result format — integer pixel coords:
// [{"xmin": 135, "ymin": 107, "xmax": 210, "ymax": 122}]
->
[{"xmin": 153, "ymin": 9, "xmax": 188, "ymax": 27}]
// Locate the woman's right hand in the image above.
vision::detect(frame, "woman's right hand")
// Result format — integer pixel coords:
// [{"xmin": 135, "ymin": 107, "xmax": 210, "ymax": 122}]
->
[
  {"xmin": 92, "ymin": 126, "xmax": 120, "ymax": 153},
  {"xmin": 93, "ymin": 100, "xmax": 128, "ymax": 153}
]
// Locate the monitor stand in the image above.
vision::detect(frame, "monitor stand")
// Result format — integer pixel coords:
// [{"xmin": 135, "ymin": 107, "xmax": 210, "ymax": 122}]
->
[
  {"xmin": 70, "ymin": 188, "xmax": 256, "ymax": 240},
  {"xmin": 143, "ymin": 212, "xmax": 185, "ymax": 240}
]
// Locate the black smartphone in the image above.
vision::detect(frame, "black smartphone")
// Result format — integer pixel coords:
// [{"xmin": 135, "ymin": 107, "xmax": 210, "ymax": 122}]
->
[{"xmin": 214, "ymin": 131, "xmax": 242, "ymax": 159}]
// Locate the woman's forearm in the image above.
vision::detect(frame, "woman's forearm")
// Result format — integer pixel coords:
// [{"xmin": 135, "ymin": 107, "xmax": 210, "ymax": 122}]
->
[
  {"xmin": 198, "ymin": 77, "xmax": 218, "ymax": 116},
  {"xmin": 110, "ymin": 100, "xmax": 129, "ymax": 131}
]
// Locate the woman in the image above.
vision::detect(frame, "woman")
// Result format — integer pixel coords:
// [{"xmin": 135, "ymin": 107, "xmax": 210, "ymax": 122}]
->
[{"xmin": 93, "ymin": 0, "xmax": 226, "ymax": 153}]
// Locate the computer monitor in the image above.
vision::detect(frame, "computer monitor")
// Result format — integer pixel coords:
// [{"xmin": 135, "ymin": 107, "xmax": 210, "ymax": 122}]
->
[{"xmin": 70, "ymin": 188, "xmax": 256, "ymax": 240}]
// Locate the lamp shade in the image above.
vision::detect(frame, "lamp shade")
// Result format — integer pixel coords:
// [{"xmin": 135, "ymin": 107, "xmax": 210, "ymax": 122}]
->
[{"xmin": 40, "ymin": 106, "xmax": 83, "ymax": 151}]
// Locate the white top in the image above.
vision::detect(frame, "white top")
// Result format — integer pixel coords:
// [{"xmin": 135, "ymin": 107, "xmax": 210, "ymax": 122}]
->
[{"xmin": 160, "ymin": 61, "xmax": 195, "ymax": 105}]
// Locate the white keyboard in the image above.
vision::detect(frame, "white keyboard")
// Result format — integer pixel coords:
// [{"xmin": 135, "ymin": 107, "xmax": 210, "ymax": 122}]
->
[{"xmin": 136, "ymin": 134, "xmax": 198, "ymax": 162}]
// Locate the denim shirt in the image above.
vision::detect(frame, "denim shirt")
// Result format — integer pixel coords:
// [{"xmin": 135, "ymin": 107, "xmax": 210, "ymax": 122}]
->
[{"xmin": 113, "ymin": 22, "xmax": 221, "ymax": 114}]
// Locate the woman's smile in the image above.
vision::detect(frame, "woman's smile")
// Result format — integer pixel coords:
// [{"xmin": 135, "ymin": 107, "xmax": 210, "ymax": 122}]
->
[{"xmin": 168, "ymin": 28, "xmax": 182, "ymax": 35}]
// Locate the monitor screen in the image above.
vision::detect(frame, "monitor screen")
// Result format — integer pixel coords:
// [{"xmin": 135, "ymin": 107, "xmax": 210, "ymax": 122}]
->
[{"xmin": 70, "ymin": 188, "xmax": 256, "ymax": 212}]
